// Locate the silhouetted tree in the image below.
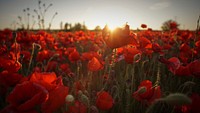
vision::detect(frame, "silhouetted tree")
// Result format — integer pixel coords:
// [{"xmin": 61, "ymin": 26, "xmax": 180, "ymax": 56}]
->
[
  {"xmin": 94, "ymin": 26, "xmax": 101, "ymax": 31},
  {"xmin": 64, "ymin": 22, "xmax": 69, "ymax": 30},
  {"xmin": 161, "ymin": 20, "xmax": 180, "ymax": 31}
]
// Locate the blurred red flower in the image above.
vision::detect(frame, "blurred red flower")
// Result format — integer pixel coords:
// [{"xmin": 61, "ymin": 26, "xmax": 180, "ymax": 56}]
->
[
  {"xmin": 174, "ymin": 65, "xmax": 191, "ymax": 76},
  {"xmin": 59, "ymin": 63, "xmax": 71, "ymax": 75},
  {"xmin": 30, "ymin": 72, "xmax": 58, "ymax": 91},
  {"xmin": 88, "ymin": 57, "xmax": 104, "ymax": 71},
  {"xmin": 138, "ymin": 37, "xmax": 152, "ymax": 49},
  {"xmin": 81, "ymin": 52, "xmax": 101, "ymax": 61},
  {"xmin": 0, "ymin": 57, "xmax": 21, "ymax": 72},
  {"xmin": 0, "ymin": 70, "xmax": 23, "ymax": 87},
  {"xmin": 45, "ymin": 61, "xmax": 58, "ymax": 72},
  {"xmin": 188, "ymin": 60, "xmax": 200, "ymax": 77},
  {"xmin": 41, "ymin": 85, "xmax": 69, "ymax": 113},
  {"xmin": 6, "ymin": 81, "xmax": 48, "ymax": 111},
  {"xmin": 65, "ymin": 100, "xmax": 87, "ymax": 113},
  {"xmin": 132, "ymin": 80, "xmax": 161, "ymax": 104},
  {"xmin": 36, "ymin": 50, "xmax": 53, "ymax": 62},
  {"xmin": 141, "ymin": 24, "xmax": 147, "ymax": 28},
  {"xmin": 20, "ymin": 51, "xmax": 31, "ymax": 64},
  {"xmin": 123, "ymin": 45, "xmax": 141, "ymax": 64},
  {"xmin": 152, "ymin": 43, "xmax": 163, "ymax": 54},
  {"xmin": 179, "ymin": 43, "xmax": 192, "ymax": 64},
  {"xmin": 96, "ymin": 91, "xmax": 113, "ymax": 110},
  {"xmin": 68, "ymin": 49, "xmax": 80, "ymax": 62},
  {"xmin": 167, "ymin": 57, "xmax": 181, "ymax": 73},
  {"xmin": 159, "ymin": 56, "xmax": 181, "ymax": 74},
  {"xmin": 195, "ymin": 40, "xmax": 200, "ymax": 52}
]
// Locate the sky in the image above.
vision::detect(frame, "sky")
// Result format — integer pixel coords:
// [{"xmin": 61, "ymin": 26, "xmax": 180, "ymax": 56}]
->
[{"xmin": 0, "ymin": 0, "xmax": 200, "ymax": 30}]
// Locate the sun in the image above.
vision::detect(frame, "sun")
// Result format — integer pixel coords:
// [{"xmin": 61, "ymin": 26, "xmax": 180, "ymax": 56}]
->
[
  {"xmin": 85, "ymin": 7, "xmax": 128, "ymax": 30},
  {"xmin": 106, "ymin": 23, "xmax": 119, "ymax": 31}
]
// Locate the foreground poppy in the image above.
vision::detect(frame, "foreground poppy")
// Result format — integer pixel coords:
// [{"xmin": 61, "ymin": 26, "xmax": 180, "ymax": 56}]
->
[
  {"xmin": 6, "ymin": 81, "xmax": 48, "ymax": 111},
  {"xmin": 30, "ymin": 72, "xmax": 58, "ymax": 91},
  {"xmin": 96, "ymin": 91, "xmax": 114, "ymax": 110},
  {"xmin": 0, "ymin": 71, "xmax": 23, "ymax": 87},
  {"xmin": 132, "ymin": 80, "xmax": 161, "ymax": 104},
  {"xmin": 41, "ymin": 85, "xmax": 69, "ymax": 113}
]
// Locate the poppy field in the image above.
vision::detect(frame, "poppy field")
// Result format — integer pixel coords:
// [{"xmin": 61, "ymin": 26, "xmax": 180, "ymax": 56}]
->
[{"xmin": 0, "ymin": 23, "xmax": 200, "ymax": 113}]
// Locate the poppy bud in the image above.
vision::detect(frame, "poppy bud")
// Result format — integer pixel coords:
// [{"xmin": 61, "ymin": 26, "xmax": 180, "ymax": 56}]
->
[{"xmin": 65, "ymin": 95, "xmax": 75, "ymax": 103}]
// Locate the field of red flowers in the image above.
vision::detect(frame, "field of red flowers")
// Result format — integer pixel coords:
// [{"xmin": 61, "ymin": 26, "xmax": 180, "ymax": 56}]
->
[{"xmin": 0, "ymin": 24, "xmax": 200, "ymax": 113}]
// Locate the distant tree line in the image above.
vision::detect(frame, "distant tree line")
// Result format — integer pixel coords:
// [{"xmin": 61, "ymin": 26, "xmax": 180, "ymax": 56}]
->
[{"xmin": 63, "ymin": 22, "xmax": 102, "ymax": 31}]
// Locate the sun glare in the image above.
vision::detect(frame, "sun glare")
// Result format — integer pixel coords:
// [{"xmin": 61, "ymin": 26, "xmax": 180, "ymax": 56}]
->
[
  {"xmin": 85, "ymin": 6, "xmax": 129, "ymax": 30},
  {"xmin": 106, "ymin": 23, "xmax": 119, "ymax": 31}
]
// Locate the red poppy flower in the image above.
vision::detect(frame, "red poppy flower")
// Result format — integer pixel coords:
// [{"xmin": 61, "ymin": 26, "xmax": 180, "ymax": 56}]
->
[
  {"xmin": 138, "ymin": 37, "xmax": 152, "ymax": 49},
  {"xmin": 20, "ymin": 51, "xmax": 31, "ymax": 64},
  {"xmin": 6, "ymin": 81, "xmax": 48, "ymax": 111},
  {"xmin": 178, "ymin": 30, "xmax": 193, "ymax": 43},
  {"xmin": 102, "ymin": 24, "xmax": 137, "ymax": 49},
  {"xmin": 123, "ymin": 45, "xmax": 141, "ymax": 64},
  {"xmin": 141, "ymin": 24, "xmax": 147, "ymax": 28},
  {"xmin": 0, "ymin": 58, "xmax": 21, "ymax": 72},
  {"xmin": 81, "ymin": 52, "xmax": 101, "ymax": 61},
  {"xmin": 179, "ymin": 43, "xmax": 192, "ymax": 63},
  {"xmin": 188, "ymin": 60, "xmax": 200, "ymax": 77},
  {"xmin": 96, "ymin": 91, "xmax": 113, "ymax": 110},
  {"xmin": 65, "ymin": 100, "xmax": 87, "ymax": 113},
  {"xmin": 159, "ymin": 56, "xmax": 181, "ymax": 74},
  {"xmin": 174, "ymin": 65, "xmax": 191, "ymax": 76},
  {"xmin": 195, "ymin": 40, "xmax": 200, "ymax": 52},
  {"xmin": 132, "ymin": 80, "xmax": 161, "ymax": 104},
  {"xmin": 36, "ymin": 50, "xmax": 53, "ymax": 62},
  {"xmin": 168, "ymin": 57, "xmax": 181, "ymax": 73},
  {"xmin": 41, "ymin": 85, "xmax": 69, "ymax": 113},
  {"xmin": 45, "ymin": 61, "xmax": 58, "ymax": 72},
  {"xmin": 59, "ymin": 63, "xmax": 71, "ymax": 74},
  {"xmin": 133, "ymin": 80, "xmax": 153, "ymax": 100},
  {"xmin": 163, "ymin": 43, "xmax": 172, "ymax": 50},
  {"xmin": 88, "ymin": 57, "xmax": 104, "ymax": 71},
  {"xmin": 68, "ymin": 49, "xmax": 80, "ymax": 62},
  {"xmin": 30, "ymin": 72, "xmax": 57, "ymax": 91},
  {"xmin": 152, "ymin": 43, "xmax": 163, "ymax": 54},
  {"xmin": 0, "ymin": 70, "xmax": 23, "ymax": 87},
  {"xmin": 0, "ymin": 45, "xmax": 7, "ymax": 55}
]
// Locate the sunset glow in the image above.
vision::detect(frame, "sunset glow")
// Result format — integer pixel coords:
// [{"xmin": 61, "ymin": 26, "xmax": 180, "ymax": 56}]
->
[{"xmin": 0, "ymin": 0, "xmax": 200, "ymax": 30}]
